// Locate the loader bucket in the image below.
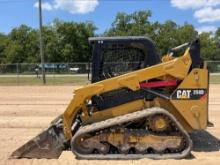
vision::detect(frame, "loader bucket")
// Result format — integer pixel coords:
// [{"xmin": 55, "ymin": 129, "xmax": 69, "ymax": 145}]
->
[{"xmin": 10, "ymin": 124, "xmax": 65, "ymax": 159}]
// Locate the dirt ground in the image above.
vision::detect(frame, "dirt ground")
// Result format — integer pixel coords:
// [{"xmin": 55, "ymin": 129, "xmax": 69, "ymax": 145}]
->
[{"xmin": 0, "ymin": 85, "xmax": 220, "ymax": 165}]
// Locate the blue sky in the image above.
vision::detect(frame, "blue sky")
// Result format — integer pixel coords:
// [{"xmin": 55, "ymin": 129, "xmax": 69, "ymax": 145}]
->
[{"xmin": 0, "ymin": 0, "xmax": 220, "ymax": 34}]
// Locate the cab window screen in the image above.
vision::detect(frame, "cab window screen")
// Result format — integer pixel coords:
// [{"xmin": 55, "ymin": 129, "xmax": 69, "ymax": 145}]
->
[{"xmin": 100, "ymin": 44, "xmax": 145, "ymax": 78}]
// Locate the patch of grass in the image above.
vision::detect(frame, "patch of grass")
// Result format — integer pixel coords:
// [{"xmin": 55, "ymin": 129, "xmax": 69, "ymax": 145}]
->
[
  {"xmin": 210, "ymin": 75, "xmax": 220, "ymax": 84},
  {"xmin": 0, "ymin": 74, "xmax": 219, "ymax": 85},
  {"xmin": 0, "ymin": 75, "xmax": 89, "ymax": 85}
]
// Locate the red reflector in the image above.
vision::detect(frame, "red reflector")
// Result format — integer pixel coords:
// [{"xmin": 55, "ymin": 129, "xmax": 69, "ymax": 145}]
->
[
  {"xmin": 200, "ymin": 94, "xmax": 207, "ymax": 100},
  {"xmin": 140, "ymin": 80, "xmax": 177, "ymax": 88}
]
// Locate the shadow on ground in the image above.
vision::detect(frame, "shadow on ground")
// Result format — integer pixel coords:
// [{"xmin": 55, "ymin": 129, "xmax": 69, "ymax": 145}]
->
[{"xmin": 190, "ymin": 130, "xmax": 220, "ymax": 152}]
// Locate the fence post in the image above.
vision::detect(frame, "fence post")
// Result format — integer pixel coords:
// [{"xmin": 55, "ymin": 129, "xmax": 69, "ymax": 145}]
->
[
  {"xmin": 53, "ymin": 63, "xmax": 55, "ymax": 85},
  {"xmin": 16, "ymin": 63, "xmax": 19, "ymax": 85}
]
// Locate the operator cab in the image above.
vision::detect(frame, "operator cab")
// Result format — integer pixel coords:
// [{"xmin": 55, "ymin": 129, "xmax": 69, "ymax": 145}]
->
[{"xmin": 89, "ymin": 36, "xmax": 160, "ymax": 83}]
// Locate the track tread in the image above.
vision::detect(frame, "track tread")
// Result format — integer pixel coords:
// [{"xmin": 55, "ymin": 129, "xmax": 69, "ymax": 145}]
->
[{"xmin": 71, "ymin": 107, "xmax": 192, "ymax": 159}]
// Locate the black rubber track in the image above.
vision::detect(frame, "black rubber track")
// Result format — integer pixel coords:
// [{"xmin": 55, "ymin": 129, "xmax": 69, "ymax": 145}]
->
[{"xmin": 71, "ymin": 107, "xmax": 192, "ymax": 159}]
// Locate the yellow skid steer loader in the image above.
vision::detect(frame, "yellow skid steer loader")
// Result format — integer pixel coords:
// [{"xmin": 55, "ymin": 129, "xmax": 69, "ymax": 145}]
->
[{"xmin": 11, "ymin": 37, "xmax": 209, "ymax": 159}]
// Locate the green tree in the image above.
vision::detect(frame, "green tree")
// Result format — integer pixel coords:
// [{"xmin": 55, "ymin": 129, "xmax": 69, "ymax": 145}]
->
[
  {"xmin": 105, "ymin": 10, "xmax": 153, "ymax": 36},
  {"xmin": 55, "ymin": 20, "xmax": 96, "ymax": 62},
  {"xmin": 199, "ymin": 32, "xmax": 220, "ymax": 60},
  {"xmin": 105, "ymin": 11, "xmax": 200, "ymax": 56},
  {"xmin": 0, "ymin": 33, "xmax": 8, "ymax": 63},
  {"xmin": 4, "ymin": 25, "xmax": 39, "ymax": 63},
  {"xmin": 0, "ymin": 11, "xmax": 219, "ymax": 64},
  {"xmin": 1, "ymin": 21, "xmax": 96, "ymax": 64},
  {"xmin": 154, "ymin": 20, "xmax": 179, "ymax": 55}
]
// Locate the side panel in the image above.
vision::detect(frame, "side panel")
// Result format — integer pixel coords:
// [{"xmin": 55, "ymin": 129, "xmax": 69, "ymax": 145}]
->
[
  {"xmin": 154, "ymin": 98, "xmax": 193, "ymax": 132},
  {"xmin": 63, "ymin": 49, "xmax": 192, "ymax": 139},
  {"xmin": 170, "ymin": 68, "xmax": 209, "ymax": 130}
]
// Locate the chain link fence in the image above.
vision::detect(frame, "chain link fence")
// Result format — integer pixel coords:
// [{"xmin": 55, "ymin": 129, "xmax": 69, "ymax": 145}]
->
[
  {"xmin": 206, "ymin": 61, "xmax": 220, "ymax": 73},
  {"xmin": 206, "ymin": 61, "xmax": 220, "ymax": 84},
  {"xmin": 0, "ymin": 61, "xmax": 219, "ymax": 85},
  {"xmin": 0, "ymin": 63, "xmax": 90, "ymax": 85}
]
